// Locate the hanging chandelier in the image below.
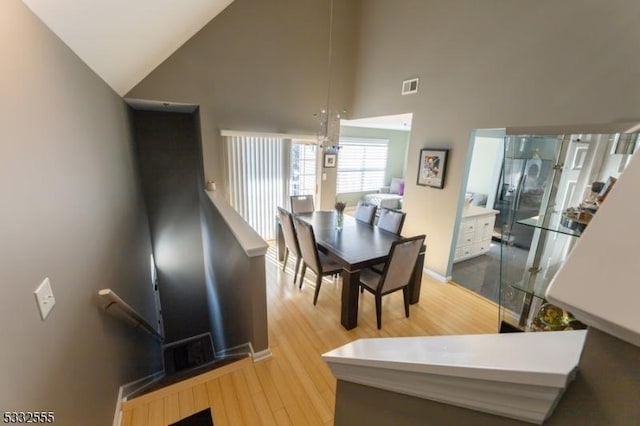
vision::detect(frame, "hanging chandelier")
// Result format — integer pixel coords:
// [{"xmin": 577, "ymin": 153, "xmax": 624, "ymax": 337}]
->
[{"xmin": 315, "ymin": 0, "xmax": 346, "ymax": 152}]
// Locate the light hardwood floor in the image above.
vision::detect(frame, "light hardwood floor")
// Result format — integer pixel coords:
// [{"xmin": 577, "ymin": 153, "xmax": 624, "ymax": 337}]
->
[{"xmin": 121, "ymin": 245, "xmax": 500, "ymax": 425}]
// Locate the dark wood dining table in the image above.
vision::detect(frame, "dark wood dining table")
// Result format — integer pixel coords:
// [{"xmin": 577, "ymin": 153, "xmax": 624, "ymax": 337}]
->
[{"xmin": 278, "ymin": 210, "xmax": 426, "ymax": 330}]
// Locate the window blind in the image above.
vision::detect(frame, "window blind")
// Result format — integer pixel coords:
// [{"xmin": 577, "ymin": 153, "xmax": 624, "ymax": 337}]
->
[
  {"xmin": 337, "ymin": 137, "xmax": 389, "ymax": 193},
  {"xmin": 225, "ymin": 135, "xmax": 284, "ymax": 240}
]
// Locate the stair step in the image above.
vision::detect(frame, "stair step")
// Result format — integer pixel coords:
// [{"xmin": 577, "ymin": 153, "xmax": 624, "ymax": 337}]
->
[{"xmin": 122, "ymin": 354, "xmax": 251, "ymax": 409}]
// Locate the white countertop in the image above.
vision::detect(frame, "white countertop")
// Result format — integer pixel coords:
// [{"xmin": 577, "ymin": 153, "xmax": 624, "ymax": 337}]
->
[
  {"xmin": 205, "ymin": 190, "xmax": 268, "ymax": 257},
  {"xmin": 462, "ymin": 205, "xmax": 499, "ymax": 218}
]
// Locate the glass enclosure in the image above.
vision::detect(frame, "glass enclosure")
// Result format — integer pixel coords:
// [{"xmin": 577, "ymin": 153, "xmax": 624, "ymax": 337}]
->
[{"xmin": 499, "ymin": 126, "xmax": 640, "ymax": 331}]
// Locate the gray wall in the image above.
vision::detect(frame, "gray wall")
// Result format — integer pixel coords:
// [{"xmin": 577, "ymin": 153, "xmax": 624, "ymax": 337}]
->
[
  {"xmin": 127, "ymin": 0, "xmax": 360, "ymax": 210},
  {"xmin": 200, "ymin": 195, "xmax": 269, "ymax": 353},
  {"xmin": 335, "ymin": 329, "xmax": 640, "ymax": 425},
  {"xmin": 131, "ymin": 110, "xmax": 210, "ymax": 343},
  {"xmin": 337, "ymin": 125, "xmax": 410, "ymax": 206},
  {"xmin": 349, "ymin": 0, "xmax": 640, "ymax": 276},
  {"xmin": 0, "ymin": 1, "xmax": 162, "ymax": 424}
]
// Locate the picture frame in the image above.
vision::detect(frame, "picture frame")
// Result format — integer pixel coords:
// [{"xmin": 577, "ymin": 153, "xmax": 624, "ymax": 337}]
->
[
  {"xmin": 324, "ymin": 152, "xmax": 337, "ymax": 168},
  {"xmin": 416, "ymin": 148, "xmax": 449, "ymax": 188}
]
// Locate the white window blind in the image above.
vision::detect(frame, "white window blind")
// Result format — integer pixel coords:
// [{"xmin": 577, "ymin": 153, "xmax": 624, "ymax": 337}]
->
[
  {"xmin": 290, "ymin": 143, "xmax": 317, "ymax": 196},
  {"xmin": 225, "ymin": 135, "xmax": 284, "ymax": 240},
  {"xmin": 337, "ymin": 137, "xmax": 389, "ymax": 193}
]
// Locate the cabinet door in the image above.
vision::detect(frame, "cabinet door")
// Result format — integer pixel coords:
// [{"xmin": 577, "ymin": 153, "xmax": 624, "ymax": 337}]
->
[{"xmin": 474, "ymin": 215, "xmax": 495, "ymax": 241}]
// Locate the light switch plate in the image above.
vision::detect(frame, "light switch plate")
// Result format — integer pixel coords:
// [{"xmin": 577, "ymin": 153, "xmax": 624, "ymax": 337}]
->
[{"xmin": 34, "ymin": 277, "xmax": 55, "ymax": 320}]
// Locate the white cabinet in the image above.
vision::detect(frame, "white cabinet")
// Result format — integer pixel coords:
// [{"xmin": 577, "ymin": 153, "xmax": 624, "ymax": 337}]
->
[{"xmin": 454, "ymin": 206, "xmax": 498, "ymax": 263}]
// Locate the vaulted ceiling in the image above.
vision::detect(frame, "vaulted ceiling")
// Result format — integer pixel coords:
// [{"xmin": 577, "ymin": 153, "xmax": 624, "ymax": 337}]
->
[{"xmin": 21, "ymin": 0, "xmax": 234, "ymax": 96}]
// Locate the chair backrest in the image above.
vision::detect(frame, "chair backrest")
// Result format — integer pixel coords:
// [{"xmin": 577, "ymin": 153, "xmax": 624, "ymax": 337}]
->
[
  {"xmin": 293, "ymin": 218, "xmax": 321, "ymax": 274},
  {"xmin": 379, "ymin": 235, "xmax": 425, "ymax": 294},
  {"xmin": 354, "ymin": 202, "xmax": 377, "ymax": 225},
  {"xmin": 277, "ymin": 207, "xmax": 300, "ymax": 257},
  {"xmin": 377, "ymin": 208, "xmax": 406, "ymax": 235},
  {"xmin": 290, "ymin": 194, "xmax": 315, "ymax": 214}
]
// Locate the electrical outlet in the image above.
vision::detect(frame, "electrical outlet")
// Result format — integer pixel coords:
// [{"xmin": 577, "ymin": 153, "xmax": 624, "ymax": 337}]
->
[{"xmin": 34, "ymin": 277, "xmax": 55, "ymax": 320}]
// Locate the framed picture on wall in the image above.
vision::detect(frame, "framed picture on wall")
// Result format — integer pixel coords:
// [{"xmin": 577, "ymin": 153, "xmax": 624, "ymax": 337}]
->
[
  {"xmin": 417, "ymin": 148, "xmax": 448, "ymax": 188},
  {"xmin": 324, "ymin": 153, "xmax": 337, "ymax": 168}
]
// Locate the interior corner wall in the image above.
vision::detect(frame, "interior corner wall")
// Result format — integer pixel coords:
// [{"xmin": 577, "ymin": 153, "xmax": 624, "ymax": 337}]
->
[
  {"xmin": 126, "ymin": 0, "xmax": 360, "ymax": 211},
  {"xmin": 349, "ymin": 0, "xmax": 640, "ymax": 276},
  {"xmin": 0, "ymin": 1, "xmax": 162, "ymax": 424},
  {"xmin": 131, "ymin": 110, "xmax": 210, "ymax": 343}
]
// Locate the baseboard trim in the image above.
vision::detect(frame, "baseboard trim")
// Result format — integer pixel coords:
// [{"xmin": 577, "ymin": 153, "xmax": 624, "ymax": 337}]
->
[
  {"xmin": 216, "ymin": 342, "xmax": 252, "ymax": 357},
  {"xmin": 251, "ymin": 347, "xmax": 273, "ymax": 362},
  {"xmin": 423, "ymin": 267, "xmax": 449, "ymax": 283},
  {"xmin": 114, "ymin": 370, "xmax": 165, "ymax": 426},
  {"xmin": 217, "ymin": 342, "xmax": 272, "ymax": 362},
  {"xmin": 112, "ymin": 384, "xmax": 123, "ymax": 426}
]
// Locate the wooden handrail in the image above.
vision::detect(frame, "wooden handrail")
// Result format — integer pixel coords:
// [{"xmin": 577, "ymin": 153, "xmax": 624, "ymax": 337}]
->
[{"xmin": 98, "ymin": 289, "xmax": 164, "ymax": 343}]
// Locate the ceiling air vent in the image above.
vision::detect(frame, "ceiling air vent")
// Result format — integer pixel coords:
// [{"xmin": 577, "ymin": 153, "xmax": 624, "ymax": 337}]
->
[{"xmin": 402, "ymin": 78, "xmax": 419, "ymax": 95}]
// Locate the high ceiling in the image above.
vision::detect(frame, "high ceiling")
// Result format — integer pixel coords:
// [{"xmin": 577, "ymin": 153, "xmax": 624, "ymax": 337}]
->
[{"xmin": 21, "ymin": 0, "xmax": 234, "ymax": 96}]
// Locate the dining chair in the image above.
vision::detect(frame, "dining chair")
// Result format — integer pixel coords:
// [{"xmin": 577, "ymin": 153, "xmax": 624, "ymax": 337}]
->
[
  {"xmin": 377, "ymin": 208, "xmax": 406, "ymax": 235},
  {"xmin": 354, "ymin": 201, "xmax": 377, "ymax": 225},
  {"xmin": 277, "ymin": 207, "xmax": 302, "ymax": 285},
  {"xmin": 358, "ymin": 234, "xmax": 425, "ymax": 329},
  {"xmin": 367, "ymin": 208, "xmax": 408, "ymax": 275},
  {"xmin": 290, "ymin": 194, "xmax": 315, "ymax": 215},
  {"xmin": 293, "ymin": 217, "xmax": 343, "ymax": 305}
]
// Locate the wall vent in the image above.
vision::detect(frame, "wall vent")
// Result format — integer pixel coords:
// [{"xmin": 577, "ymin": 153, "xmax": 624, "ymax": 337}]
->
[{"xmin": 402, "ymin": 78, "xmax": 419, "ymax": 95}]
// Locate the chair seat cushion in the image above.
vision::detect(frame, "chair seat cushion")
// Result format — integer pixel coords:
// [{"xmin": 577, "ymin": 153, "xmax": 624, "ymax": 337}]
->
[
  {"xmin": 359, "ymin": 267, "xmax": 381, "ymax": 292},
  {"xmin": 319, "ymin": 252, "xmax": 342, "ymax": 274},
  {"xmin": 370, "ymin": 263, "xmax": 384, "ymax": 274}
]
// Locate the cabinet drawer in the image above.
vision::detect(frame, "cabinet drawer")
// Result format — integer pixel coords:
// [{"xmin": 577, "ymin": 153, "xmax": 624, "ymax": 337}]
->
[
  {"xmin": 455, "ymin": 246, "xmax": 473, "ymax": 260},
  {"xmin": 460, "ymin": 220, "xmax": 475, "ymax": 234},
  {"xmin": 472, "ymin": 240, "xmax": 491, "ymax": 255},
  {"xmin": 458, "ymin": 230, "xmax": 474, "ymax": 246}
]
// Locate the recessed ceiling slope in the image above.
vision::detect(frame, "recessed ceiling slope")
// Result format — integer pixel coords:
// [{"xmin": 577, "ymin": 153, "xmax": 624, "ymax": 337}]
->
[{"xmin": 21, "ymin": 0, "xmax": 234, "ymax": 96}]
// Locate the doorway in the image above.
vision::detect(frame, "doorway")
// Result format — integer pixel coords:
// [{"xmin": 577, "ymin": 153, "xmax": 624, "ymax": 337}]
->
[
  {"xmin": 451, "ymin": 126, "xmax": 640, "ymax": 319},
  {"xmin": 449, "ymin": 129, "xmax": 514, "ymax": 307}
]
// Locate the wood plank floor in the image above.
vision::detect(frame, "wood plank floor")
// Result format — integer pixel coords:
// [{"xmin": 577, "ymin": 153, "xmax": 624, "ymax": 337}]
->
[{"xmin": 122, "ymin": 245, "xmax": 500, "ymax": 425}]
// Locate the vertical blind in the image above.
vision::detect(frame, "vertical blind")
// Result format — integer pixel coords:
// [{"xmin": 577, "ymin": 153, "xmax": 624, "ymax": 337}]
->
[
  {"xmin": 225, "ymin": 135, "xmax": 284, "ymax": 240},
  {"xmin": 337, "ymin": 137, "xmax": 389, "ymax": 193}
]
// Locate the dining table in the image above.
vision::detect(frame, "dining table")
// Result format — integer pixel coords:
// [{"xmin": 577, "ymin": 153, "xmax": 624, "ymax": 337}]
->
[{"xmin": 277, "ymin": 210, "xmax": 426, "ymax": 330}]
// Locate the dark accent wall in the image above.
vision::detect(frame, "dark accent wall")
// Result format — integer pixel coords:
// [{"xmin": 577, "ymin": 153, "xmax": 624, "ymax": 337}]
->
[
  {"xmin": 0, "ymin": 1, "xmax": 162, "ymax": 424},
  {"xmin": 132, "ymin": 110, "xmax": 210, "ymax": 343},
  {"xmin": 200, "ymin": 195, "xmax": 269, "ymax": 353},
  {"xmin": 334, "ymin": 329, "xmax": 640, "ymax": 425}
]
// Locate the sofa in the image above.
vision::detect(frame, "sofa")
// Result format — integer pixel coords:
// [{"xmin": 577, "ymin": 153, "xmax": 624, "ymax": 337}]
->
[{"xmin": 363, "ymin": 177, "xmax": 404, "ymax": 210}]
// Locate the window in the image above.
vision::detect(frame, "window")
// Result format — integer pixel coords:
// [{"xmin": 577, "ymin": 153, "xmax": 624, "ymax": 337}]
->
[
  {"xmin": 290, "ymin": 142, "xmax": 317, "ymax": 196},
  {"xmin": 223, "ymin": 131, "xmax": 317, "ymax": 240},
  {"xmin": 224, "ymin": 134, "xmax": 284, "ymax": 240},
  {"xmin": 337, "ymin": 137, "xmax": 389, "ymax": 193}
]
